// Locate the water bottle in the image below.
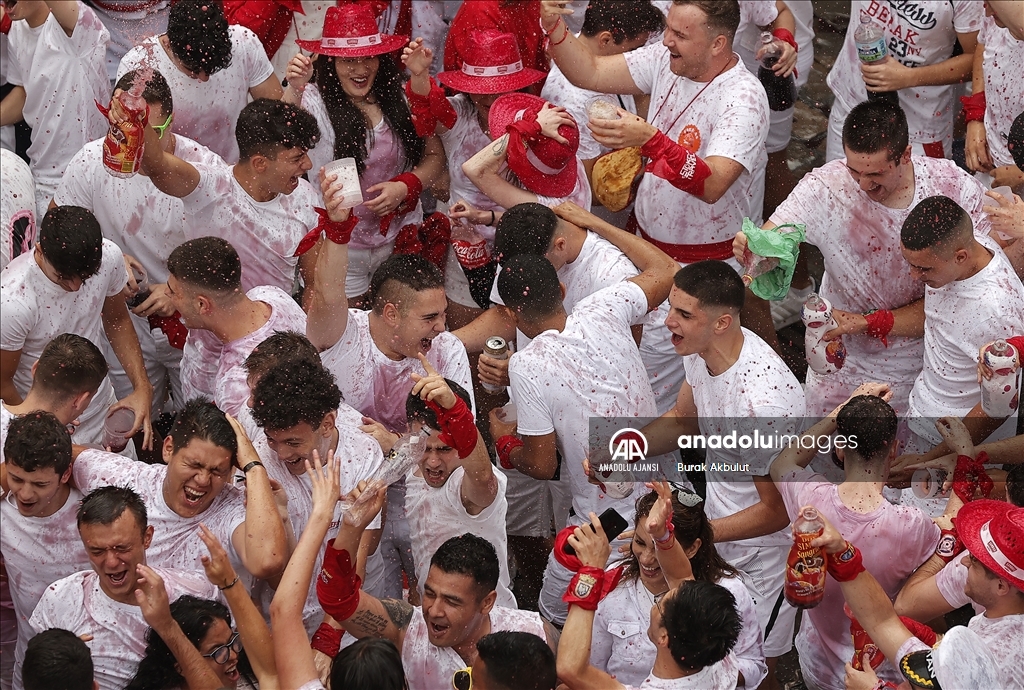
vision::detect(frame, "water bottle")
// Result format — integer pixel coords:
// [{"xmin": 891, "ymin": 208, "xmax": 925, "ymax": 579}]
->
[
  {"xmin": 785, "ymin": 507, "xmax": 826, "ymax": 608},
  {"xmin": 980, "ymin": 339, "xmax": 1020, "ymax": 418},
  {"xmin": 802, "ymin": 293, "xmax": 847, "ymax": 375},
  {"xmin": 757, "ymin": 32, "xmax": 796, "ymax": 111},
  {"xmin": 339, "ymin": 428, "xmax": 429, "ymax": 512},
  {"xmin": 853, "ymin": 15, "xmax": 898, "ymax": 105}
]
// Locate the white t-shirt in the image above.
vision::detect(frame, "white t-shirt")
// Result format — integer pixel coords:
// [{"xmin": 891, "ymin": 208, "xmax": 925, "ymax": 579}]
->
[
  {"xmin": 320, "ymin": 309, "xmax": 474, "ymax": 433},
  {"xmin": 0, "ymin": 149, "xmax": 36, "ymax": 270},
  {"xmin": 117, "ymin": 25, "xmax": 276, "ymax": 163},
  {"xmin": 934, "ymin": 556, "xmax": 984, "ymax": 614},
  {"xmin": 29, "ymin": 567, "xmax": 217, "ymax": 690},
  {"xmin": 0, "ymin": 238, "xmax": 125, "ymax": 397},
  {"xmin": 405, "ymin": 466, "xmax": 515, "ymax": 608},
  {"xmin": 770, "ymin": 156, "xmax": 994, "ymax": 416},
  {"xmin": 5, "ymin": 4, "xmax": 110, "ymax": 187},
  {"xmin": 440, "ymin": 95, "xmax": 504, "ymax": 244},
  {"xmin": 908, "ymin": 244, "xmax": 1024, "ymax": 443},
  {"xmin": 592, "ymin": 575, "xmax": 764, "ymax": 689},
  {"xmin": 777, "ymin": 467, "xmax": 940, "ymax": 690},
  {"xmin": 826, "ymin": 1, "xmax": 983, "ymax": 146},
  {"xmin": 401, "ymin": 604, "xmax": 546, "ymax": 690},
  {"xmin": 180, "ymin": 285, "xmax": 308, "ymax": 417},
  {"xmin": 683, "ymin": 329, "xmax": 806, "ymax": 550},
  {"xmin": 180, "ymin": 161, "xmax": 319, "ymax": 293},
  {"xmin": 72, "ymin": 449, "xmax": 248, "ymax": 575},
  {"xmin": 542, "ymin": 61, "xmax": 637, "ymax": 162},
  {"xmin": 627, "ymin": 655, "xmax": 739, "ymax": 690},
  {"xmin": 510, "ymin": 281, "xmax": 656, "ymax": 520},
  {"xmin": 734, "ymin": 0, "xmax": 780, "ymax": 75},
  {"xmin": 54, "ymin": 135, "xmax": 223, "ymax": 284},
  {"xmin": 967, "ymin": 613, "xmax": 1024, "ymax": 690},
  {"xmin": 0, "ymin": 482, "xmax": 91, "ymax": 688},
  {"xmin": 979, "ymin": 17, "xmax": 1024, "ymax": 169},
  {"xmin": 302, "ymin": 84, "xmax": 424, "ymax": 250},
  {"xmin": 624, "ymin": 43, "xmax": 769, "ymax": 245}
]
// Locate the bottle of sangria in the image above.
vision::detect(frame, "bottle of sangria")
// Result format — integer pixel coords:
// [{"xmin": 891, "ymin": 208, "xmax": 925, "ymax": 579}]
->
[{"xmin": 784, "ymin": 507, "xmax": 826, "ymax": 608}]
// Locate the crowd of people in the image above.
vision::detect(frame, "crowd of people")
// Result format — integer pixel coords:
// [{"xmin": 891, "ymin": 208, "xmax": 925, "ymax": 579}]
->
[{"xmin": 1, "ymin": 0, "xmax": 1023, "ymax": 689}]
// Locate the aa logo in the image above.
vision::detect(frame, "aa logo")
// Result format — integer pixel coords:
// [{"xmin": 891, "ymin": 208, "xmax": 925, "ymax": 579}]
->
[{"xmin": 609, "ymin": 428, "xmax": 648, "ymax": 464}]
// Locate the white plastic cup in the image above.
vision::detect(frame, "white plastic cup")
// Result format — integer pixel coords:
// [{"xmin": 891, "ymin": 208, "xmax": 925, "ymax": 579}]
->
[
  {"xmin": 586, "ymin": 96, "xmax": 620, "ymax": 122},
  {"xmin": 324, "ymin": 157, "xmax": 363, "ymax": 209},
  {"xmin": 102, "ymin": 408, "xmax": 136, "ymax": 453},
  {"xmin": 495, "ymin": 402, "xmax": 517, "ymax": 425},
  {"xmin": 983, "ymin": 186, "xmax": 1014, "ymax": 207},
  {"xmin": 911, "ymin": 468, "xmax": 948, "ymax": 499}
]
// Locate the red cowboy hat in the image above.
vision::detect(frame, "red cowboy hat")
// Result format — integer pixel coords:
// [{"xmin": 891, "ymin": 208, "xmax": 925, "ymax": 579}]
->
[
  {"xmin": 296, "ymin": 4, "xmax": 408, "ymax": 59},
  {"xmin": 489, "ymin": 93, "xmax": 580, "ymax": 198},
  {"xmin": 957, "ymin": 499, "xmax": 1024, "ymax": 590},
  {"xmin": 436, "ymin": 30, "xmax": 547, "ymax": 95}
]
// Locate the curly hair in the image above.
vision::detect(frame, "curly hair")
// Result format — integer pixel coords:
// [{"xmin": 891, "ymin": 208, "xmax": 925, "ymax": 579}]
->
[
  {"xmin": 311, "ymin": 53, "xmax": 423, "ymax": 176},
  {"xmin": 166, "ymin": 0, "xmax": 233, "ymax": 76},
  {"xmin": 4, "ymin": 412, "xmax": 72, "ymax": 475},
  {"xmin": 249, "ymin": 358, "xmax": 342, "ymax": 432}
]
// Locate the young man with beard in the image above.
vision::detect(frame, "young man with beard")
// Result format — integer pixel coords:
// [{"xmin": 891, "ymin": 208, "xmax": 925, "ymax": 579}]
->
[
  {"xmin": 70, "ymin": 399, "xmax": 288, "ymax": 582},
  {"xmin": 28, "ymin": 486, "xmax": 218, "ymax": 690},
  {"xmin": 1, "ymin": 413, "xmax": 92, "ymax": 690}
]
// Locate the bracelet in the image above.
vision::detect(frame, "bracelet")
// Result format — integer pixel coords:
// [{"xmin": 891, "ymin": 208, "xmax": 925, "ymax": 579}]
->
[
  {"xmin": 241, "ymin": 460, "xmax": 264, "ymax": 474},
  {"xmin": 960, "ymin": 92, "xmax": 986, "ymax": 123},
  {"xmin": 486, "ymin": 210, "xmax": 496, "ymax": 227},
  {"xmin": 550, "ymin": 20, "xmax": 570, "ymax": 47},
  {"xmin": 218, "ymin": 576, "xmax": 239, "ymax": 591},
  {"xmin": 655, "ymin": 534, "xmax": 676, "ymax": 551},
  {"xmin": 652, "ymin": 519, "xmax": 675, "ymax": 550},
  {"xmin": 540, "ymin": 15, "xmax": 563, "ymax": 37}
]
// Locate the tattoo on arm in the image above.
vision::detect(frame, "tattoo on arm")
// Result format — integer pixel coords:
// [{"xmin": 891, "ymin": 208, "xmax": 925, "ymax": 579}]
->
[
  {"xmin": 349, "ymin": 609, "xmax": 389, "ymax": 637},
  {"xmin": 491, "ymin": 136, "xmax": 508, "ymax": 157},
  {"xmin": 380, "ymin": 598, "xmax": 415, "ymax": 630}
]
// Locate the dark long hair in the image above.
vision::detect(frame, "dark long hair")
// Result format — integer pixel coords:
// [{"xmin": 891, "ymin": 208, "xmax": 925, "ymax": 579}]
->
[
  {"xmin": 332, "ymin": 638, "xmax": 408, "ymax": 690},
  {"xmin": 620, "ymin": 489, "xmax": 738, "ymax": 585},
  {"xmin": 125, "ymin": 596, "xmax": 256, "ymax": 690},
  {"xmin": 312, "ymin": 53, "xmax": 424, "ymax": 176}
]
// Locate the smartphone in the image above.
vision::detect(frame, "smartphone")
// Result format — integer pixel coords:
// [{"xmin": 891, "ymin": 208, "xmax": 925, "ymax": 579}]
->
[{"xmin": 562, "ymin": 507, "xmax": 629, "ymax": 556}]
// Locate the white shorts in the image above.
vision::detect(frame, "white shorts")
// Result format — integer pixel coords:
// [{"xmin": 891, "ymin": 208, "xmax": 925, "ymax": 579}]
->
[
  {"xmin": 716, "ymin": 541, "xmax": 797, "ymax": 658},
  {"xmin": 766, "ymin": 105, "xmax": 796, "ymax": 154},
  {"xmin": 346, "ymin": 242, "xmax": 395, "ymax": 297},
  {"xmin": 444, "ymin": 246, "xmax": 478, "ymax": 308}
]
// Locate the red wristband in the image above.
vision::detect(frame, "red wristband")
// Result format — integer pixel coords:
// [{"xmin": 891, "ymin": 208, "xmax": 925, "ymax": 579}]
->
[
  {"xmin": 640, "ymin": 130, "xmax": 713, "ymax": 197},
  {"xmin": 425, "ymin": 395, "xmax": 478, "ymax": 459},
  {"xmin": 960, "ymin": 92, "xmax": 986, "ymax": 123},
  {"xmin": 148, "ymin": 313, "xmax": 188, "ymax": 350},
  {"xmin": 405, "ymin": 78, "xmax": 457, "ymax": 137},
  {"xmin": 899, "ymin": 617, "xmax": 938, "ymax": 648},
  {"xmin": 563, "ymin": 566, "xmax": 605, "ymax": 611},
  {"xmin": 827, "ymin": 542, "xmax": 866, "ymax": 582},
  {"xmin": 653, "ymin": 519, "xmax": 676, "ymax": 550},
  {"xmin": 952, "ymin": 451, "xmax": 993, "ymax": 503},
  {"xmin": 377, "ymin": 172, "xmax": 423, "ymax": 236},
  {"xmin": 864, "ymin": 309, "xmax": 895, "ymax": 347},
  {"xmin": 293, "ymin": 208, "xmax": 357, "ymax": 256},
  {"xmin": 934, "ymin": 527, "xmax": 963, "ymax": 563},
  {"xmin": 1, "ymin": 11, "xmax": 12, "ymax": 34},
  {"xmin": 316, "ymin": 539, "xmax": 363, "ymax": 622},
  {"xmin": 772, "ymin": 28, "xmax": 798, "ymax": 52},
  {"xmin": 310, "ymin": 622, "xmax": 343, "ymax": 657},
  {"xmin": 553, "ymin": 526, "xmax": 583, "ymax": 571},
  {"xmin": 495, "ymin": 435, "xmax": 523, "ymax": 470}
]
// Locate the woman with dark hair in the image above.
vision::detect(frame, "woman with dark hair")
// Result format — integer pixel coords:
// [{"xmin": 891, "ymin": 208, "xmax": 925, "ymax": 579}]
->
[
  {"xmin": 589, "ymin": 483, "xmax": 767, "ymax": 688},
  {"xmin": 332, "ymin": 638, "xmax": 408, "ymax": 690},
  {"xmin": 283, "ymin": 4, "xmax": 444, "ymax": 302}
]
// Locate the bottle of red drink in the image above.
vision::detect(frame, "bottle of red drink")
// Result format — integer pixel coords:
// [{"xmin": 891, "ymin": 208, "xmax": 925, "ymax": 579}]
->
[
  {"xmin": 99, "ymin": 83, "xmax": 148, "ymax": 178},
  {"xmin": 845, "ymin": 603, "xmax": 885, "ymax": 670},
  {"xmin": 784, "ymin": 507, "xmax": 826, "ymax": 608}
]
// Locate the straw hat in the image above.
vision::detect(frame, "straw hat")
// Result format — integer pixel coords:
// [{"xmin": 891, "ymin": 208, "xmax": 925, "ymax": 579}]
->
[{"xmin": 488, "ymin": 93, "xmax": 580, "ymax": 198}]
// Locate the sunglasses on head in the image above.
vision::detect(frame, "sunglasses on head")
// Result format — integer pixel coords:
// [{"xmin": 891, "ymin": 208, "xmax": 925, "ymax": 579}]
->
[
  {"xmin": 452, "ymin": 667, "xmax": 472, "ymax": 690},
  {"xmin": 668, "ymin": 482, "xmax": 703, "ymax": 507},
  {"xmin": 202, "ymin": 632, "xmax": 242, "ymax": 665},
  {"xmin": 152, "ymin": 112, "xmax": 173, "ymax": 139}
]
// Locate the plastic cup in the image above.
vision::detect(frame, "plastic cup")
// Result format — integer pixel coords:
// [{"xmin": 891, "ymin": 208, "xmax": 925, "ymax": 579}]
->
[
  {"xmin": 911, "ymin": 468, "xmax": 948, "ymax": 499},
  {"xmin": 983, "ymin": 186, "xmax": 1014, "ymax": 207},
  {"xmin": 586, "ymin": 96, "xmax": 620, "ymax": 123},
  {"xmin": 125, "ymin": 263, "xmax": 150, "ymax": 309},
  {"xmin": 102, "ymin": 408, "xmax": 136, "ymax": 453},
  {"xmin": 323, "ymin": 157, "xmax": 363, "ymax": 209},
  {"xmin": 495, "ymin": 402, "xmax": 517, "ymax": 424}
]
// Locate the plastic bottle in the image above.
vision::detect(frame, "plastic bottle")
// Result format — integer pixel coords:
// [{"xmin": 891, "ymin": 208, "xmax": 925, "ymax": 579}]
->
[
  {"xmin": 741, "ymin": 251, "xmax": 780, "ymax": 287},
  {"xmin": 785, "ymin": 507, "xmax": 826, "ymax": 608},
  {"xmin": 338, "ymin": 428, "xmax": 429, "ymax": 512},
  {"xmin": 980, "ymin": 339, "xmax": 1021, "ymax": 417},
  {"xmin": 853, "ymin": 15, "xmax": 898, "ymax": 105},
  {"xmin": 100, "ymin": 85, "xmax": 148, "ymax": 178},
  {"xmin": 757, "ymin": 31, "xmax": 796, "ymax": 111},
  {"xmin": 802, "ymin": 293, "xmax": 847, "ymax": 375},
  {"xmin": 845, "ymin": 604, "xmax": 885, "ymax": 670}
]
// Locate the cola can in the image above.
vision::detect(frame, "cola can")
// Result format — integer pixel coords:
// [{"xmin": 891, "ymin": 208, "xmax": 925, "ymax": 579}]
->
[{"xmin": 481, "ymin": 337, "xmax": 509, "ymax": 394}]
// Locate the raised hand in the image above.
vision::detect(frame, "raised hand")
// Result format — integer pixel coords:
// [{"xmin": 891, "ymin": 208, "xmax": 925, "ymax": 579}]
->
[
  {"xmin": 536, "ymin": 103, "xmax": 574, "ymax": 144},
  {"xmin": 198, "ymin": 523, "xmax": 239, "ymax": 590},
  {"xmin": 568, "ymin": 512, "xmax": 611, "ymax": 569},
  {"xmin": 286, "ymin": 53, "xmax": 314, "ymax": 92},
  {"xmin": 134, "ymin": 564, "xmax": 173, "ymax": 631},
  {"xmin": 644, "ymin": 481, "xmax": 675, "ymax": 542},
  {"xmin": 341, "ymin": 479, "xmax": 388, "ymax": 530},
  {"xmin": 402, "ymin": 38, "xmax": 433, "ymax": 77},
  {"xmin": 307, "ymin": 449, "xmax": 343, "ymax": 520}
]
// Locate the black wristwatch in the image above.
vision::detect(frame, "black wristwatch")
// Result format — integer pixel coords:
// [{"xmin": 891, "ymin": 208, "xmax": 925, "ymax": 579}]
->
[{"xmin": 241, "ymin": 460, "xmax": 264, "ymax": 474}]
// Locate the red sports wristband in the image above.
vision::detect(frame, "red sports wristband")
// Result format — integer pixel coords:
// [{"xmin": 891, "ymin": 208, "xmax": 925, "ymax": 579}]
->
[
  {"xmin": 772, "ymin": 28, "xmax": 798, "ymax": 52},
  {"xmin": 960, "ymin": 92, "xmax": 986, "ymax": 123},
  {"xmin": 293, "ymin": 208, "xmax": 357, "ymax": 256},
  {"xmin": 404, "ymin": 78, "xmax": 457, "ymax": 137},
  {"xmin": 864, "ymin": 309, "xmax": 895, "ymax": 347},
  {"xmin": 952, "ymin": 451, "xmax": 993, "ymax": 503},
  {"xmin": 310, "ymin": 622, "xmax": 343, "ymax": 657},
  {"xmin": 899, "ymin": 617, "xmax": 937, "ymax": 648},
  {"xmin": 934, "ymin": 527, "xmax": 963, "ymax": 563},
  {"xmin": 563, "ymin": 566, "xmax": 605, "ymax": 611},
  {"xmin": 827, "ymin": 542, "xmax": 866, "ymax": 582},
  {"xmin": 316, "ymin": 539, "xmax": 363, "ymax": 622},
  {"xmin": 640, "ymin": 130, "xmax": 713, "ymax": 197},
  {"xmin": 425, "ymin": 395, "xmax": 478, "ymax": 459},
  {"xmin": 495, "ymin": 435, "xmax": 523, "ymax": 470},
  {"xmin": 553, "ymin": 526, "xmax": 583, "ymax": 572},
  {"xmin": 148, "ymin": 313, "xmax": 188, "ymax": 350}
]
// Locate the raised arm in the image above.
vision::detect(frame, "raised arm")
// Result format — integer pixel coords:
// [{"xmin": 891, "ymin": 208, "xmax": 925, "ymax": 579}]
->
[
  {"xmin": 552, "ymin": 201, "xmax": 678, "ymax": 311},
  {"xmin": 305, "ymin": 171, "xmax": 355, "ymax": 351},
  {"xmin": 452, "ymin": 305, "xmax": 518, "ymax": 354},
  {"xmin": 461, "ymin": 134, "xmax": 538, "ymax": 209},
  {"xmin": 102, "ymin": 293, "xmax": 155, "ymax": 449},
  {"xmin": 228, "ymin": 415, "xmax": 289, "ymax": 580},
  {"xmin": 645, "ymin": 481, "xmax": 694, "ymax": 588}
]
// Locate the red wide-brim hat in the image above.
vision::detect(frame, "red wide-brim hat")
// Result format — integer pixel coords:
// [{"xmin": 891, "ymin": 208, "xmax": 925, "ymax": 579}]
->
[
  {"xmin": 957, "ymin": 499, "xmax": 1024, "ymax": 590},
  {"xmin": 297, "ymin": 5, "xmax": 408, "ymax": 58},
  {"xmin": 436, "ymin": 29, "xmax": 546, "ymax": 95},
  {"xmin": 489, "ymin": 93, "xmax": 579, "ymax": 198}
]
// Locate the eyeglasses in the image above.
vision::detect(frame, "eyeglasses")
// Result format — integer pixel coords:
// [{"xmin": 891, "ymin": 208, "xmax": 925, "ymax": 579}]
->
[
  {"xmin": 152, "ymin": 112, "xmax": 173, "ymax": 139},
  {"xmin": 452, "ymin": 667, "xmax": 472, "ymax": 690},
  {"xmin": 202, "ymin": 632, "xmax": 242, "ymax": 665},
  {"xmin": 669, "ymin": 482, "xmax": 703, "ymax": 508}
]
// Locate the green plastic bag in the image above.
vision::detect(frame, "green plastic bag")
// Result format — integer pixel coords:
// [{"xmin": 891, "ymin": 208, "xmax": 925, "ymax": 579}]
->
[{"xmin": 740, "ymin": 218, "xmax": 806, "ymax": 301}]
